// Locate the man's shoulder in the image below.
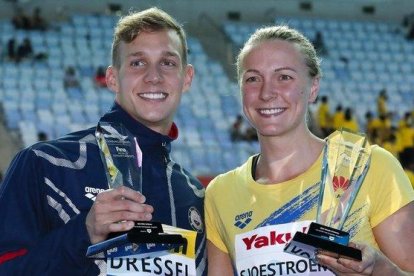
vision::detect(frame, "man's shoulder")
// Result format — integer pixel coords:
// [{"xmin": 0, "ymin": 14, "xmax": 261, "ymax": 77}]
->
[{"xmin": 28, "ymin": 127, "xmax": 97, "ymax": 155}]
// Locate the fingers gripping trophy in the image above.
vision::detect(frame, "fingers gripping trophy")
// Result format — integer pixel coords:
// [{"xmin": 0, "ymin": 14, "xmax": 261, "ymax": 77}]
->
[
  {"xmin": 285, "ymin": 129, "xmax": 371, "ymax": 261},
  {"xmin": 86, "ymin": 122, "xmax": 186, "ymax": 257}
]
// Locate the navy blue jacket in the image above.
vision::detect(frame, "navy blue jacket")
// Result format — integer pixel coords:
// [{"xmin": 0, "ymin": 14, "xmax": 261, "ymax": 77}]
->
[{"xmin": 0, "ymin": 103, "xmax": 206, "ymax": 275}]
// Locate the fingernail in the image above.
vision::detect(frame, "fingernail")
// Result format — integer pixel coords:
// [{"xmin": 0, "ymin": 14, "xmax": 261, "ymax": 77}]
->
[{"xmin": 140, "ymin": 195, "xmax": 146, "ymax": 203}]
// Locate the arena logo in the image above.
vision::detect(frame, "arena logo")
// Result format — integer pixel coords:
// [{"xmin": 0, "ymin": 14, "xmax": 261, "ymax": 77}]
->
[
  {"xmin": 84, "ymin": 186, "xmax": 105, "ymax": 201},
  {"xmin": 234, "ymin": 211, "xmax": 253, "ymax": 229}
]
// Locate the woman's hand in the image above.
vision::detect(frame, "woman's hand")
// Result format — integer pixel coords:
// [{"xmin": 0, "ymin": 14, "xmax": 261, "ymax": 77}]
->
[{"xmin": 316, "ymin": 242, "xmax": 408, "ymax": 276}]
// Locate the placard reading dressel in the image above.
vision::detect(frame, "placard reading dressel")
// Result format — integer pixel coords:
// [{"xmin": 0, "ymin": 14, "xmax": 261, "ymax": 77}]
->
[
  {"xmin": 87, "ymin": 122, "xmax": 186, "ymax": 259},
  {"xmin": 284, "ymin": 129, "xmax": 371, "ymax": 262}
]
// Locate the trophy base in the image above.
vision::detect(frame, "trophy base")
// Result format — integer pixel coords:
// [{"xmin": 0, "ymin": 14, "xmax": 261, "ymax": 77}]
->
[
  {"xmin": 87, "ymin": 221, "xmax": 187, "ymax": 257},
  {"xmin": 284, "ymin": 231, "xmax": 362, "ymax": 261},
  {"xmin": 108, "ymin": 221, "xmax": 185, "ymax": 243}
]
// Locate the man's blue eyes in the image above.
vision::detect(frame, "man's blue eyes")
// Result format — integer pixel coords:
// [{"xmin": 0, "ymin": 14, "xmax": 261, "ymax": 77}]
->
[{"xmin": 130, "ymin": 60, "xmax": 177, "ymax": 67}]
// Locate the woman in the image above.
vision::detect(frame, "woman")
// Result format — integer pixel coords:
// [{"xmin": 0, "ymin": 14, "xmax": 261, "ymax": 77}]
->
[{"xmin": 205, "ymin": 25, "xmax": 414, "ymax": 275}]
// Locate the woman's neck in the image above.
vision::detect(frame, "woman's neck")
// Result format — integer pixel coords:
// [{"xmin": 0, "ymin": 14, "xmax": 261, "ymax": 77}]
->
[{"xmin": 255, "ymin": 132, "xmax": 324, "ymax": 184}]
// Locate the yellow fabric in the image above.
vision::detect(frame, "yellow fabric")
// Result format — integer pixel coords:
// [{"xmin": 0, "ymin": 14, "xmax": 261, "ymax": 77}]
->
[{"xmin": 205, "ymin": 145, "xmax": 414, "ymax": 262}]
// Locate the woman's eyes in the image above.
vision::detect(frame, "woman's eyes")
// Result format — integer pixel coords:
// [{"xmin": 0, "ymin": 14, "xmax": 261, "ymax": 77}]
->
[
  {"xmin": 245, "ymin": 74, "xmax": 292, "ymax": 83},
  {"xmin": 279, "ymin": 74, "xmax": 293, "ymax": 81},
  {"xmin": 245, "ymin": 76, "xmax": 260, "ymax": 83}
]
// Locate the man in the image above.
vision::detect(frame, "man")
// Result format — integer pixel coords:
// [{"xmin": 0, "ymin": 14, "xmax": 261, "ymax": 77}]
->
[{"xmin": 0, "ymin": 7, "xmax": 206, "ymax": 275}]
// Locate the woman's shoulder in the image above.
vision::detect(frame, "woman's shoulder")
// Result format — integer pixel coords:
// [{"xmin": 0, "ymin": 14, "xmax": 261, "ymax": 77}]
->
[{"xmin": 206, "ymin": 157, "xmax": 253, "ymax": 193}]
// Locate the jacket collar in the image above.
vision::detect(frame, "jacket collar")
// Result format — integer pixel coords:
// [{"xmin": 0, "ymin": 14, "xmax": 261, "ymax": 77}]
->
[{"xmin": 99, "ymin": 102, "xmax": 178, "ymax": 151}]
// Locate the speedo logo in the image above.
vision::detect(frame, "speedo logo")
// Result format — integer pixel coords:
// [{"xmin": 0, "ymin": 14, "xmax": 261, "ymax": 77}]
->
[
  {"xmin": 234, "ymin": 211, "xmax": 253, "ymax": 229},
  {"xmin": 242, "ymin": 227, "xmax": 308, "ymax": 250},
  {"xmin": 84, "ymin": 186, "xmax": 105, "ymax": 201}
]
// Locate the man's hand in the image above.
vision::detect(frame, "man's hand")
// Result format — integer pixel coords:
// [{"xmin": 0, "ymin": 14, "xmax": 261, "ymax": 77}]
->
[{"xmin": 86, "ymin": 186, "xmax": 154, "ymax": 244}]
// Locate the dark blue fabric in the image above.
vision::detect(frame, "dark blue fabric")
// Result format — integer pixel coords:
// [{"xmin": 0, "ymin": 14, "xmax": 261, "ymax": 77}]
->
[{"xmin": 0, "ymin": 102, "xmax": 206, "ymax": 275}]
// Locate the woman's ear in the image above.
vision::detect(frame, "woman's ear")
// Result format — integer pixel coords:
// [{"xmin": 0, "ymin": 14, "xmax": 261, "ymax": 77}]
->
[{"xmin": 309, "ymin": 77, "xmax": 320, "ymax": 103}]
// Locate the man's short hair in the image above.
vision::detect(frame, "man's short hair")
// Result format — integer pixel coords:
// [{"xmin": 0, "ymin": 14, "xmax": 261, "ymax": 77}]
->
[{"xmin": 111, "ymin": 7, "xmax": 188, "ymax": 68}]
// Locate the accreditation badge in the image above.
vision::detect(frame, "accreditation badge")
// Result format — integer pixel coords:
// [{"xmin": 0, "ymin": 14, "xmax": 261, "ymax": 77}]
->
[
  {"xmin": 106, "ymin": 225, "xmax": 197, "ymax": 276},
  {"xmin": 235, "ymin": 221, "xmax": 334, "ymax": 276}
]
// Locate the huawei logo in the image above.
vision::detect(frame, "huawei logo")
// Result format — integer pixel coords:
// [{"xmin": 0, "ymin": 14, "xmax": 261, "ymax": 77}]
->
[{"xmin": 333, "ymin": 176, "xmax": 350, "ymax": 196}]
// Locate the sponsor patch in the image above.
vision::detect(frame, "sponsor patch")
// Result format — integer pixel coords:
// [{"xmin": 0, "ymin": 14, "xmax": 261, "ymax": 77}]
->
[{"xmin": 188, "ymin": 207, "xmax": 203, "ymax": 233}]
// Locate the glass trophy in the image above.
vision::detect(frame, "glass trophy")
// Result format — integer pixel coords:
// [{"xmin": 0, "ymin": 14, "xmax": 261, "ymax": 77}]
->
[
  {"xmin": 86, "ymin": 122, "xmax": 186, "ymax": 257},
  {"xmin": 284, "ymin": 129, "xmax": 371, "ymax": 261}
]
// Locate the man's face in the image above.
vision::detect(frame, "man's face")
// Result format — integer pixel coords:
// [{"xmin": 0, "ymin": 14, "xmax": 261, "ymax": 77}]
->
[{"xmin": 106, "ymin": 29, "xmax": 193, "ymax": 134}]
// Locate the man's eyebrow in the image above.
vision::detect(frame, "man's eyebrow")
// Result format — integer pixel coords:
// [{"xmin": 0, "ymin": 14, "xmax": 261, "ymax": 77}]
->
[
  {"xmin": 126, "ymin": 51, "xmax": 180, "ymax": 59},
  {"xmin": 127, "ymin": 51, "xmax": 144, "ymax": 58},
  {"xmin": 162, "ymin": 51, "xmax": 180, "ymax": 59}
]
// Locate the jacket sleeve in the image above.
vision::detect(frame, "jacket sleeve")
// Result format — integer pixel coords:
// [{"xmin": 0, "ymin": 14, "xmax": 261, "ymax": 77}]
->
[{"xmin": 0, "ymin": 149, "xmax": 99, "ymax": 275}]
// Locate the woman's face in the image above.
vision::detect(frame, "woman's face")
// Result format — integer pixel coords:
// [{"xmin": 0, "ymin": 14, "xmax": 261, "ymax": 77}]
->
[{"xmin": 239, "ymin": 39, "xmax": 319, "ymax": 138}]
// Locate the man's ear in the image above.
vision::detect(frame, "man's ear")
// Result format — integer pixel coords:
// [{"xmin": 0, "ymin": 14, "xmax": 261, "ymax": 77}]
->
[
  {"xmin": 182, "ymin": 64, "xmax": 194, "ymax": 93},
  {"xmin": 106, "ymin": 66, "xmax": 118, "ymax": 93}
]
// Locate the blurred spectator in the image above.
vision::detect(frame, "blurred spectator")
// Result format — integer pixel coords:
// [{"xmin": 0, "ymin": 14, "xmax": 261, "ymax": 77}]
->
[
  {"xmin": 31, "ymin": 7, "xmax": 48, "ymax": 31},
  {"xmin": 341, "ymin": 107, "xmax": 359, "ymax": 133},
  {"xmin": 63, "ymin": 66, "xmax": 80, "ymax": 89},
  {"xmin": 365, "ymin": 111, "xmax": 381, "ymax": 143},
  {"xmin": 377, "ymin": 113, "xmax": 392, "ymax": 144},
  {"xmin": 332, "ymin": 104, "xmax": 345, "ymax": 130},
  {"xmin": 402, "ymin": 12, "xmax": 414, "ymax": 40},
  {"xmin": 398, "ymin": 112, "xmax": 414, "ymax": 160},
  {"xmin": 7, "ymin": 38, "xmax": 16, "ymax": 61},
  {"xmin": 64, "ymin": 66, "xmax": 82, "ymax": 99},
  {"xmin": 37, "ymin": 132, "xmax": 48, "ymax": 142},
  {"xmin": 312, "ymin": 31, "xmax": 328, "ymax": 56},
  {"xmin": 382, "ymin": 127, "xmax": 400, "ymax": 158},
  {"xmin": 11, "ymin": 8, "xmax": 31, "ymax": 30},
  {"xmin": 230, "ymin": 114, "xmax": 245, "ymax": 141},
  {"xmin": 377, "ymin": 88, "xmax": 388, "ymax": 118},
  {"xmin": 94, "ymin": 66, "xmax": 107, "ymax": 88},
  {"xmin": 316, "ymin": 95, "xmax": 332, "ymax": 137},
  {"xmin": 244, "ymin": 126, "xmax": 258, "ymax": 142},
  {"xmin": 16, "ymin": 38, "xmax": 33, "ymax": 62}
]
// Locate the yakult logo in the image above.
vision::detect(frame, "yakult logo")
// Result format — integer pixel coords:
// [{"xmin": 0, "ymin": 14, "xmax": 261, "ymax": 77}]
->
[{"xmin": 242, "ymin": 227, "xmax": 308, "ymax": 250}]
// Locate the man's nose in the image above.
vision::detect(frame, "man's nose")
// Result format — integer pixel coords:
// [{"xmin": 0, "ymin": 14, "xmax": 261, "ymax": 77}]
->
[{"xmin": 144, "ymin": 65, "xmax": 162, "ymax": 83}]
